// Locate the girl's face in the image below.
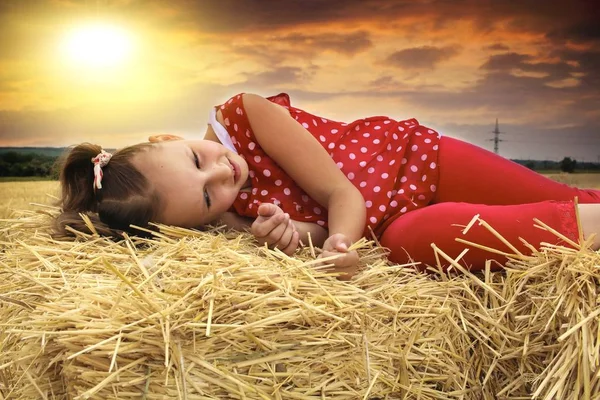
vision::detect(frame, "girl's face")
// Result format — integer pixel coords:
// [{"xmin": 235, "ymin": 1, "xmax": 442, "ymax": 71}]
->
[{"xmin": 134, "ymin": 139, "xmax": 249, "ymax": 227}]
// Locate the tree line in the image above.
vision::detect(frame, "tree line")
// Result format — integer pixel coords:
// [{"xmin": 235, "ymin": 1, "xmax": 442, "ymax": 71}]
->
[
  {"xmin": 0, "ymin": 151, "xmax": 60, "ymax": 178},
  {"xmin": 0, "ymin": 150, "xmax": 598, "ymax": 178}
]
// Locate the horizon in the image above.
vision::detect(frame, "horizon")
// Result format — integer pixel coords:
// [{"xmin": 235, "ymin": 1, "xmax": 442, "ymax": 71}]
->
[{"xmin": 0, "ymin": 0, "xmax": 599, "ymax": 161}]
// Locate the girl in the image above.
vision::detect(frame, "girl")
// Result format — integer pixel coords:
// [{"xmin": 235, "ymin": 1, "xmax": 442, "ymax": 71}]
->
[{"xmin": 57, "ymin": 93, "xmax": 600, "ymax": 279}]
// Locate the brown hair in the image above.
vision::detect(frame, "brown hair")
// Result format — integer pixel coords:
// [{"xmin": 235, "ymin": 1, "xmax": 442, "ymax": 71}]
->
[{"xmin": 55, "ymin": 142, "xmax": 162, "ymax": 239}]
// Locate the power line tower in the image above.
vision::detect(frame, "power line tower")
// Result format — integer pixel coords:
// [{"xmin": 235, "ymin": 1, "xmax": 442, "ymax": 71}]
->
[{"xmin": 488, "ymin": 118, "xmax": 504, "ymax": 154}]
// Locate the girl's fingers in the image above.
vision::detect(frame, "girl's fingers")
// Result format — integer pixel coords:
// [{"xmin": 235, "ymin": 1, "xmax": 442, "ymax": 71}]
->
[
  {"xmin": 252, "ymin": 213, "xmax": 287, "ymax": 237},
  {"xmin": 281, "ymin": 230, "xmax": 300, "ymax": 255},
  {"xmin": 276, "ymin": 220, "xmax": 295, "ymax": 251}
]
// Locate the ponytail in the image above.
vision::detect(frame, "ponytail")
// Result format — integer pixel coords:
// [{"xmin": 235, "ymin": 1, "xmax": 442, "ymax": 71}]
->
[{"xmin": 55, "ymin": 142, "xmax": 161, "ymax": 238}]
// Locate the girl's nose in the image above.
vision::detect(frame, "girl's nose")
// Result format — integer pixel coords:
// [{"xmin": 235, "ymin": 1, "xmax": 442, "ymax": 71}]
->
[{"xmin": 208, "ymin": 162, "xmax": 231, "ymax": 182}]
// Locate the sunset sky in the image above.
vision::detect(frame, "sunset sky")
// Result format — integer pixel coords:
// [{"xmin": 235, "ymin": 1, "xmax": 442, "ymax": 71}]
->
[{"xmin": 0, "ymin": 0, "xmax": 598, "ymax": 161}]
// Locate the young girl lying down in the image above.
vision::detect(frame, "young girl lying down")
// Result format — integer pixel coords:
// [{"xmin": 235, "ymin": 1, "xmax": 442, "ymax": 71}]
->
[{"xmin": 57, "ymin": 93, "xmax": 600, "ymax": 279}]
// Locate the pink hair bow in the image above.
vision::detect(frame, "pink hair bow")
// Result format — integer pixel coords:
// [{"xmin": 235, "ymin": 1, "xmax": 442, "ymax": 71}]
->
[{"xmin": 91, "ymin": 150, "xmax": 112, "ymax": 191}]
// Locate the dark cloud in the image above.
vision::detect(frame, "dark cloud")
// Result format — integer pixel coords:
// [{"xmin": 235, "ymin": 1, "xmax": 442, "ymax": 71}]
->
[
  {"xmin": 486, "ymin": 43, "xmax": 510, "ymax": 51},
  {"xmin": 385, "ymin": 46, "xmax": 461, "ymax": 70},
  {"xmin": 242, "ymin": 66, "xmax": 316, "ymax": 87},
  {"xmin": 230, "ymin": 31, "xmax": 373, "ymax": 65}
]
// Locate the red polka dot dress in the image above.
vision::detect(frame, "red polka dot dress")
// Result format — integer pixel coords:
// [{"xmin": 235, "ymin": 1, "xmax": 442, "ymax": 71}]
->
[{"xmin": 216, "ymin": 93, "xmax": 441, "ymax": 237}]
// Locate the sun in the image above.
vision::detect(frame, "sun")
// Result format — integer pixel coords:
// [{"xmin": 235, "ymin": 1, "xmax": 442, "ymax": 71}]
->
[{"xmin": 62, "ymin": 23, "xmax": 134, "ymax": 68}]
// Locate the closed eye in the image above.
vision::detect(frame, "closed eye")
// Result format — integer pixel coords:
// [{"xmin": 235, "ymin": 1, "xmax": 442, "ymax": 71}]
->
[{"xmin": 192, "ymin": 150, "xmax": 211, "ymax": 209}]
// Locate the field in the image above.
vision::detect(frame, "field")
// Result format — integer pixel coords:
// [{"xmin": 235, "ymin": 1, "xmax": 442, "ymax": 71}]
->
[{"xmin": 1, "ymin": 174, "xmax": 600, "ymax": 219}]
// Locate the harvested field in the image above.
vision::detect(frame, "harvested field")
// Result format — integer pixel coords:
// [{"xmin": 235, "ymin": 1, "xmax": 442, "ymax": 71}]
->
[{"xmin": 0, "ymin": 206, "xmax": 599, "ymax": 399}]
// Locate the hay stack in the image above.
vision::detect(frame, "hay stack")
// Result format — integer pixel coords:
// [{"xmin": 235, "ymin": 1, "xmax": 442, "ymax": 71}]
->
[{"xmin": 0, "ymin": 208, "xmax": 598, "ymax": 399}]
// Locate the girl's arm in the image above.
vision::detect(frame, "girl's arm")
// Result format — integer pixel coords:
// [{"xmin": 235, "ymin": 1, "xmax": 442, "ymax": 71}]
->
[{"xmin": 241, "ymin": 94, "xmax": 366, "ymax": 247}]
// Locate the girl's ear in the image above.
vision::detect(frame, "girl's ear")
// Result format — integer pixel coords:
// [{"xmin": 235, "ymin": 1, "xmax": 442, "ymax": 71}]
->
[{"xmin": 148, "ymin": 134, "xmax": 184, "ymax": 143}]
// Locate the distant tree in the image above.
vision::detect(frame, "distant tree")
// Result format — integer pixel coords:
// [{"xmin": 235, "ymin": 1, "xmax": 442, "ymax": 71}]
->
[
  {"xmin": 560, "ymin": 157, "xmax": 577, "ymax": 173},
  {"xmin": 524, "ymin": 161, "xmax": 536, "ymax": 170}
]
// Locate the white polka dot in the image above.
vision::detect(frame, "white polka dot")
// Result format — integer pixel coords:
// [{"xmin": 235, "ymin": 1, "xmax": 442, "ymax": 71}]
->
[
  {"xmin": 349, "ymin": 153, "xmax": 356, "ymax": 160},
  {"xmin": 328, "ymin": 143, "xmax": 335, "ymax": 149},
  {"xmin": 433, "ymin": 145, "xmax": 439, "ymax": 150},
  {"xmin": 236, "ymin": 107, "xmax": 242, "ymax": 115},
  {"xmin": 410, "ymin": 165, "xmax": 418, "ymax": 172},
  {"xmin": 317, "ymin": 220, "xmax": 325, "ymax": 226},
  {"xmin": 355, "ymin": 125, "xmax": 360, "ymax": 131},
  {"xmin": 261, "ymin": 189, "xmax": 268, "ymax": 196},
  {"xmin": 424, "ymin": 138, "xmax": 432, "ymax": 144},
  {"xmin": 314, "ymin": 207, "xmax": 322, "ymax": 215},
  {"xmin": 337, "ymin": 161, "xmax": 344, "ymax": 169},
  {"xmin": 379, "ymin": 205, "xmax": 386, "ymax": 212},
  {"xmin": 302, "ymin": 195, "xmax": 309, "ymax": 202},
  {"xmin": 376, "ymin": 155, "xmax": 384, "ymax": 162},
  {"xmin": 263, "ymin": 169, "xmax": 271, "ymax": 177},
  {"xmin": 249, "ymin": 171, "xmax": 255, "ymax": 178},
  {"xmin": 430, "ymin": 162, "xmax": 437, "ymax": 169},
  {"xmin": 384, "ymin": 120, "xmax": 390, "ymax": 124},
  {"xmin": 322, "ymin": 118, "xmax": 328, "ymax": 123},
  {"xmin": 369, "ymin": 216, "xmax": 377, "ymax": 224},
  {"xmin": 312, "ymin": 119, "xmax": 318, "ymax": 126},
  {"xmin": 254, "ymin": 155, "xmax": 261, "ymax": 163},
  {"xmin": 400, "ymin": 176, "xmax": 408, "ymax": 183},
  {"xmin": 421, "ymin": 154, "xmax": 428, "ymax": 161},
  {"xmin": 411, "ymin": 144, "xmax": 418, "ymax": 151},
  {"xmin": 390, "ymin": 200, "xmax": 398, "ymax": 207},
  {"xmin": 302, "ymin": 122, "xmax": 309, "ymax": 128},
  {"xmin": 339, "ymin": 144, "xmax": 346, "ymax": 150},
  {"xmin": 284, "ymin": 188, "xmax": 291, "ymax": 195},
  {"xmin": 252, "ymin": 188, "xmax": 258, "ymax": 195},
  {"xmin": 373, "ymin": 186, "xmax": 381, "ymax": 192},
  {"xmin": 224, "ymin": 118, "xmax": 230, "ymax": 126},
  {"xmin": 275, "ymin": 179, "xmax": 282, "ymax": 186},
  {"xmin": 360, "ymin": 147, "xmax": 368, "ymax": 153},
  {"xmin": 381, "ymin": 172, "xmax": 389, "ymax": 179},
  {"xmin": 400, "ymin": 207, "xmax": 407, "ymax": 213},
  {"xmin": 365, "ymin": 200, "xmax": 373, "ymax": 208},
  {"xmin": 415, "ymin": 131, "xmax": 422, "ymax": 136},
  {"xmin": 428, "ymin": 129, "xmax": 434, "ymax": 134},
  {"xmin": 367, "ymin": 167, "xmax": 375, "ymax": 174},
  {"xmin": 359, "ymin": 161, "xmax": 367, "ymax": 167},
  {"xmin": 401, "ymin": 158, "xmax": 407, "ymax": 164},
  {"xmin": 396, "ymin": 146, "xmax": 403, "ymax": 153},
  {"xmin": 245, "ymin": 130, "xmax": 251, "ymax": 138},
  {"xmin": 347, "ymin": 172, "xmax": 355, "ymax": 180},
  {"xmin": 410, "ymin": 184, "xmax": 417, "ymax": 190},
  {"xmin": 398, "ymin": 126, "xmax": 404, "ymax": 131},
  {"xmin": 389, "ymin": 159, "xmax": 396, "ymax": 166},
  {"xmin": 373, "ymin": 139, "xmax": 380, "ymax": 145},
  {"xmin": 240, "ymin": 192, "xmax": 248, "ymax": 199},
  {"xmin": 319, "ymin": 135, "xmax": 326, "ymax": 142},
  {"xmin": 386, "ymin": 144, "xmax": 392, "ymax": 151},
  {"xmin": 365, "ymin": 122, "xmax": 370, "ymax": 126},
  {"xmin": 363, "ymin": 133, "xmax": 370, "ymax": 138},
  {"xmin": 418, "ymin": 194, "xmax": 426, "ymax": 200},
  {"xmin": 248, "ymin": 142, "xmax": 256, "ymax": 150},
  {"xmin": 351, "ymin": 139, "xmax": 359, "ymax": 144},
  {"xmin": 232, "ymin": 137, "xmax": 237, "ymax": 145},
  {"xmin": 374, "ymin": 125, "xmax": 381, "ymax": 130},
  {"xmin": 331, "ymin": 128, "xmax": 338, "ymax": 134},
  {"xmin": 392, "ymin": 133, "xmax": 399, "ymax": 140},
  {"xmin": 233, "ymin": 123, "xmax": 238, "ymax": 132},
  {"xmin": 386, "ymin": 191, "xmax": 392, "ymax": 198},
  {"xmin": 422, "ymin": 174, "xmax": 427, "ymax": 181},
  {"xmin": 430, "ymin": 185, "xmax": 437, "ymax": 192},
  {"xmin": 360, "ymin": 181, "xmax": 367, "ymax": 188},
  {"xmin": 398, "ymin": 189, "xmax": 405, "ymax": 194}
]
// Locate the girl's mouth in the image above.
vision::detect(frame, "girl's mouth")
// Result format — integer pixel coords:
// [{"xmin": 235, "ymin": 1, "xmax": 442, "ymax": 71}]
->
[{"xmin": 230, "ymin": 159, "xmax": 241, "ymax": 183}]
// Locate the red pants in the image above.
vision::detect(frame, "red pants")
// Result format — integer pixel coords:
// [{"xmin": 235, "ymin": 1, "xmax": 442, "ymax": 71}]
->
[{"xmin": 380, "ymin": 136, "xmax": 600, "ymax": 271}]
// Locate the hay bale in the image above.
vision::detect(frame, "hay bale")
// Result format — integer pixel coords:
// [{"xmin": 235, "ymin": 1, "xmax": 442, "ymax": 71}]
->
[{"xmin": 0, "ymin": 208, "xmax": 598, "ymax": 399}]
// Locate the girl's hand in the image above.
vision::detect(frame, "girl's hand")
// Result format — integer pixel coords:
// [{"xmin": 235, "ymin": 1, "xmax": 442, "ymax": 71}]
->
[
  {"xmin": 251, "ymin": 203, "xmax": 300, "ymax": 255},
  {"xmin": 319, "ymin": 233, "xmax": 360, "ymax": 281},
  {"xmin": 148, "ymin": 134, "xmax": 184, "ymax": 143}
]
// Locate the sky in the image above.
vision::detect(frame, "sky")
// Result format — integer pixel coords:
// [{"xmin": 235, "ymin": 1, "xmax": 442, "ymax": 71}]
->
[{"xmin": 0, "ymin": 0, "xmax": 599, "ymax": 161}]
